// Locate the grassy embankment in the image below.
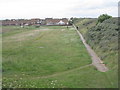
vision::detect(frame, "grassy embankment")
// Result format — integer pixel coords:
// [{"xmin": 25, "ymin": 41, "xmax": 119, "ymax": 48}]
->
[{"xmin": 74, "ymin": 17, "xmax": 118, "ymax": 88}]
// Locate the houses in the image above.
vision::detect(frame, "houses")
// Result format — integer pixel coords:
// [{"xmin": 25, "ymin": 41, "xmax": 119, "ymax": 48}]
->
[
  {"xmin": 45, "ymin": 18, "xmax": 68, "ymax": 25},
  {"xmin": 1, "ymin": 18, "xmax": 69, "ymax": 26},
  {"xmin": 2, "ymin": 19, "xmax": 42, "ymax": 26}
]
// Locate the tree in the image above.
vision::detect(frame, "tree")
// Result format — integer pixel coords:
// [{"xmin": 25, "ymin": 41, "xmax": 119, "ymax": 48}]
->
[{"xmin": 97, "ymin": 14, "xmax": 112, "ymax": 24}]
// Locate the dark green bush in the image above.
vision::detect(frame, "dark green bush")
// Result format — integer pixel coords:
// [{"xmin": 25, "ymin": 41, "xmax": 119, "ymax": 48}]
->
[
  {"xmin": 97, "ymin": 14, "xmax": 112, "ymax": 24},
  {"xmin": 85, "ymin": 18, "xmax": 118, "ymax": 57}
]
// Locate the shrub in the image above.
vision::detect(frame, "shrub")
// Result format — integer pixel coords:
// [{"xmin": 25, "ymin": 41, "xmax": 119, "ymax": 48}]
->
[{"xmin": 97, "ymin": 14, "xmax": 112, "ymax": 24}]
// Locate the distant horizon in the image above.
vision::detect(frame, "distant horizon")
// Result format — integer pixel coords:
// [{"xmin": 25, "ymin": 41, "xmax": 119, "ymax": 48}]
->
[
  {"xmin": 0, "ymin": 0, "xmax": 118, "ymax": 20},
  {"xmin": 1, "ymin": 17, "xmax": 96, "ymax": 20},
  {"xmin": 0, "ymin": 16, "xmax": 118, "ymax": 20}
]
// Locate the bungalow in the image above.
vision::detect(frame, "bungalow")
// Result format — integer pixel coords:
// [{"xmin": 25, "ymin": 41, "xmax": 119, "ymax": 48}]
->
[
  {"xmin": 45, "ymin": 18, "xmax": 68, "ymax": 26},
  {"xmin": 2, "ymin": 18, "xmax": 69, "ymax": 26},
  {"xmin": 2, "ymin": 19, "xmax": 41, "ymax": 26}
]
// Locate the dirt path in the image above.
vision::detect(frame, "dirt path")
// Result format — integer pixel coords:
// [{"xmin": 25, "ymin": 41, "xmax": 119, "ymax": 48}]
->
[
  {"xmin": 35, "ymin": 64, "xmax": 92, "ymax": 79},
  {"xmin": 73, "ymin": 25, "xmax": 108, "ymax": 72}
]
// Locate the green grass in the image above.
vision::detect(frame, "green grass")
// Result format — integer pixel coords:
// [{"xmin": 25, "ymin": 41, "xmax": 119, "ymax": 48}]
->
[
  {"xmin": 2, "ymin": 26, "xmax": 38, "ymax": 37},
  {"xmin": 2, "ymin": 26, "xmax": 117, "ymax": 88},
  {"xmin": 3, "ymin": 66, "xmax": 116, "ymax": 88}
]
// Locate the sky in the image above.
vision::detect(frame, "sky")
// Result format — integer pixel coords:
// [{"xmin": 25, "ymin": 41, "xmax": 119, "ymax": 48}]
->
[{"xmin": 0, "ymin": 0, "xmax": 119, "ymax": 19}]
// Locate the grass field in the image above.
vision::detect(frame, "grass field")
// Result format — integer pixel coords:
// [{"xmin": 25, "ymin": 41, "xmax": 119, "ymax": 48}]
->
[{"xmin": 2, "ymin": 26, "xmax": 117, "ymax": 88}]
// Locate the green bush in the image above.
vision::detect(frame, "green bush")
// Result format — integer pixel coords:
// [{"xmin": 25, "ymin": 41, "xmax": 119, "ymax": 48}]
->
[{"xmin": 97, "ymin": 14, "xmax": 112, "ymax": 24}]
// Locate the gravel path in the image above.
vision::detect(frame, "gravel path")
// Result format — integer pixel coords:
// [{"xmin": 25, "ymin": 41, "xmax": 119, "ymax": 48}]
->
[{"xmin": 73, "ymin": 25, "xmax": 108, "ymax": 72}]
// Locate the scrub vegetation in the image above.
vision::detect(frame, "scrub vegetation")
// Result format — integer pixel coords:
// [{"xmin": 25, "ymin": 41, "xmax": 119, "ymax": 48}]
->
[{"xmin": 74, "ymin": 16, "xmax": 118, "ymax": 88}]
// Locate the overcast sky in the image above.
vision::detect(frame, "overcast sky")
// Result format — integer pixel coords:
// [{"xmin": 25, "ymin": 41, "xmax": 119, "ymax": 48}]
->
[{"xmin": 0, "ymin": 0, "xmax": 119, "ymax": 19}]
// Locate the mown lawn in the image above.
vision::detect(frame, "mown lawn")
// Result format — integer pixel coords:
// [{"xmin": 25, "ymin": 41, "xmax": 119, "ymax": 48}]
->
[{"xmin": 2, "ymin": 26, "xmax": 117, "ymax": 88}]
